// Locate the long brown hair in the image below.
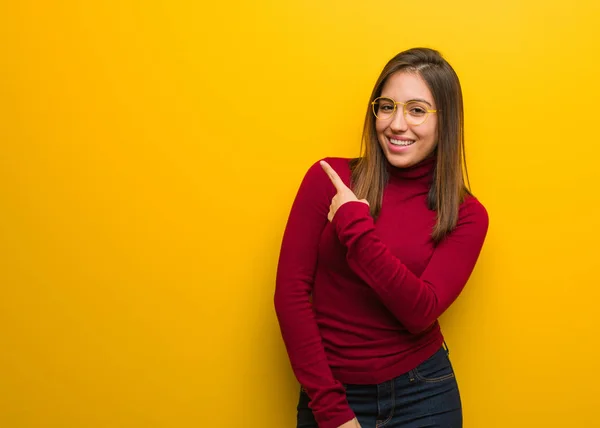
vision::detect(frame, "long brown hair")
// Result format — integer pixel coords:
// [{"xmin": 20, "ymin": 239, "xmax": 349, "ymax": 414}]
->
[{"xmin": 350, "ymin": 47, "xmax": 471, "ymax": 243}]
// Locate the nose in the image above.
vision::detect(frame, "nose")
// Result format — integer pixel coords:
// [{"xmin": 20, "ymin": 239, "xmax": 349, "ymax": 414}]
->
[{"xmin": 389, "ymin": 107, "xmax": 409, "ymax": 132}]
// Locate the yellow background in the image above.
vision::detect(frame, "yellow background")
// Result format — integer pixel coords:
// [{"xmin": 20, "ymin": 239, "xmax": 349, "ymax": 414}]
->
[{"xmin": 1, "ymin": 0, "xmax": 599, "ymax": 427}]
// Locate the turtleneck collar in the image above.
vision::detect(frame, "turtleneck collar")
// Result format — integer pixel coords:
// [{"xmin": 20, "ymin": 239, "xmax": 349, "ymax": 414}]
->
[{"xmin": 387, "ymin": 153, "xmax": 437, "ymax": 182}]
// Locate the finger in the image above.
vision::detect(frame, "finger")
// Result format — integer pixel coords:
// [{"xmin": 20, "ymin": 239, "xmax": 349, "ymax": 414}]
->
[{"xmin": 320, "ymin": 161, "xmax": 348, "ymax": 192}]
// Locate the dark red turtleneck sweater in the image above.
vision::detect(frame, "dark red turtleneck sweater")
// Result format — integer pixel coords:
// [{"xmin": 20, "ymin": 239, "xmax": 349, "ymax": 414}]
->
[{"xmin": 274, "ymin": 156, "xmax": 488, "ymax": 428}]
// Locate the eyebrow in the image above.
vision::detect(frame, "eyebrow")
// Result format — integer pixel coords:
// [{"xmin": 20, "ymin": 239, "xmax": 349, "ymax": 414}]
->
[
  {"xmin": 409, "ymin": 98, "xmax": 433, "ymax": 107},
  {"xmin": 382, "ymin": 96, "xmax": 433, "ymax": 107}
]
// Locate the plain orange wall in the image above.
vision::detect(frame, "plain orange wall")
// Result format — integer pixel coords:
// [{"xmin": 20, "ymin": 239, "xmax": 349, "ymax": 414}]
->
[{"xmin": 1, "ymin": 1, "xmax": 599, "ymax": 427}]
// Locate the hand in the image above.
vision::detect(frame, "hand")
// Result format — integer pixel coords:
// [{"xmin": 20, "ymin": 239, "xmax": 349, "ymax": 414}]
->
[
  {"xmin": 337, "ymin": 417, "xmax": 362, "ymax": 428},
  {"xmin": 320, "ymin": 161, "xmax": 369, "ymax": 222}
]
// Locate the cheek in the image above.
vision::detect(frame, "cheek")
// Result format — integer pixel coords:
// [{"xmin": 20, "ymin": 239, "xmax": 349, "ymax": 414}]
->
[
  {"xmin": 375, "ymin": 121, "xmax": 386, "ymax": 135},
  {"xmin": 417, "ymin": 122, "xmax": 437, "ymax": 144}
]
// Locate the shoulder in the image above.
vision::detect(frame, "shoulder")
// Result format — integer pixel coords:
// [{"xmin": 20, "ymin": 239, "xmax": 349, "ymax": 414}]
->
[
  {"xmin": 303, "ymin": 156, "xmax": 353, "ymax": 187},
  {"xmin": 290, "ymin": 157, "xmax": 354, "ymax": 212},
  {"xmin": 456, "ymin": 193, "xmax": 489, "ymax": 235},
  {"xmin": 461, "ymin": 194, "xmax": 488, "ymax": 219}
]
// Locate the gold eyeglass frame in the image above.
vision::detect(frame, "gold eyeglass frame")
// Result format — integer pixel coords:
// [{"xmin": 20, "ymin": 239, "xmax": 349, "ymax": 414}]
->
[{"xmin": 371, "ymin": 96, "xmax": 439, "ymax": 126}]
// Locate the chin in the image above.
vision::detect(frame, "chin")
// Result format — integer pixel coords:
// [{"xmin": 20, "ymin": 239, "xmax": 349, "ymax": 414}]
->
[{"xmin": 385, "ymin": 154, "xmax": 418, "ymax": 169}]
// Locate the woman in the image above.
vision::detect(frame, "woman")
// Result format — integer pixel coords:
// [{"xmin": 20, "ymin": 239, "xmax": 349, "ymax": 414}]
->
[{"xmin": 274, "ymin": 47, "xmax": 488, "ymax": 428}]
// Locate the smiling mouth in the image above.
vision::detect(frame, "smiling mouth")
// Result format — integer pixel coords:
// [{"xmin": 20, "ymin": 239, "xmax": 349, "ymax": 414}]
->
[{"xmin": 389, "ymin": 138, "xmax": 415, "ymax": 147}]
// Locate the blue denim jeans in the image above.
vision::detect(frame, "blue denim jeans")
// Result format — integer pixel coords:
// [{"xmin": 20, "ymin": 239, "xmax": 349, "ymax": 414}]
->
[{"xmin": 297, "ymin": 346, "xmax": 462, "ymax": 428}]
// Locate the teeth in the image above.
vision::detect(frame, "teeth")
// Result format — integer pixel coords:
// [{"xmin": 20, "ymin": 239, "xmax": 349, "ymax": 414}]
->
[{"xmin": 390, "ymin": 138, "xmax": 415, "ymax": 146}]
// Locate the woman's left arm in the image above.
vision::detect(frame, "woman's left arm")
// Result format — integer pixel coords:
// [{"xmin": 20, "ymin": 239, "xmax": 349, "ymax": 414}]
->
[{"xmin": 332, "ymin": 198, "xmax": 489, "ymax": 334}]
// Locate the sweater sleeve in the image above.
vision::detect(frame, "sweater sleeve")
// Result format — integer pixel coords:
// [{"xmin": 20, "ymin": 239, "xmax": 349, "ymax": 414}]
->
[
  {"xmin": 331, "ymin": 197, "xmax": 489, "ymax": 335},
  {"xmin": 274, "ymin": 159, "xmax": 356, "ymax": 428}
]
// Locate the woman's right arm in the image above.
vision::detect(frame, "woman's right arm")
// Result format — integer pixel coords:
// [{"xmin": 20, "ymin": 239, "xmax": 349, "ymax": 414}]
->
[{"xmin": 274, "ymin": 159, "xmax": 356, "ymax": 428}]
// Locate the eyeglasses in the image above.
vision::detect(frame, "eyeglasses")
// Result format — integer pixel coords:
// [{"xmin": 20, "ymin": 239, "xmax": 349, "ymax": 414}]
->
[{"xmin": 371, "ymin": 97, "xmax": 439, "ymax": 126}]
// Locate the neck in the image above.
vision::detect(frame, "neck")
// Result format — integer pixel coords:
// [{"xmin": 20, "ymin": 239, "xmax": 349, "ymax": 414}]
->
[{"xmin": 387, "ymin": 153, "xmax": 437, "ymax": 182}]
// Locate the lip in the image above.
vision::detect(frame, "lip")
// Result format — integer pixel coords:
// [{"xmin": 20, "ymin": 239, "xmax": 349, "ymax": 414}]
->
[
  {"xmin": 386, "ymin": 136, "xmax": 415, "ymax": 153},
  {"xmin": 387, "ymin": 135, "xmax": 414, "ymax": 142}
]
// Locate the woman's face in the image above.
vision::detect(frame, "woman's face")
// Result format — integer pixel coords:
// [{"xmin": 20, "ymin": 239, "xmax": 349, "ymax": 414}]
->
[{"xmin": 375, "ymin": 71, "xmax": 438, "ymax": 168}]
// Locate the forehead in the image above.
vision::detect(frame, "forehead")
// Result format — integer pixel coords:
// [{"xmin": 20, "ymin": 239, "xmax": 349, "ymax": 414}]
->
[{"xmin": 380, "ymin": 71, "xmax": 434, "ymax": 103}]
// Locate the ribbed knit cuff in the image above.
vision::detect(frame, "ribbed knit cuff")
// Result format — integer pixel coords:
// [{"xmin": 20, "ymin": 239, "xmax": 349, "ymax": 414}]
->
[{"xmin": 332, "ymin": 201, "xmax": 371, "ymax": 242}]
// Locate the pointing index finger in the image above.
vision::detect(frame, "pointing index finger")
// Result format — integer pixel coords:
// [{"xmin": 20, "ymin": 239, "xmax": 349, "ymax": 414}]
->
[{"xmin": 320, "ymin": 160, "xmax": 347, "ymax": 191}]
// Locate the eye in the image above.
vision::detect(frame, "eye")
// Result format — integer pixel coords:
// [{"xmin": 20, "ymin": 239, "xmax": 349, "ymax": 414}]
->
[
  {"xmin": 406, "ymin": 102, "xmax": 428, "ymax": 117},
  {"xmin": 376, "ymin": 98, "xmax": 395, "ymax": 112}
]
